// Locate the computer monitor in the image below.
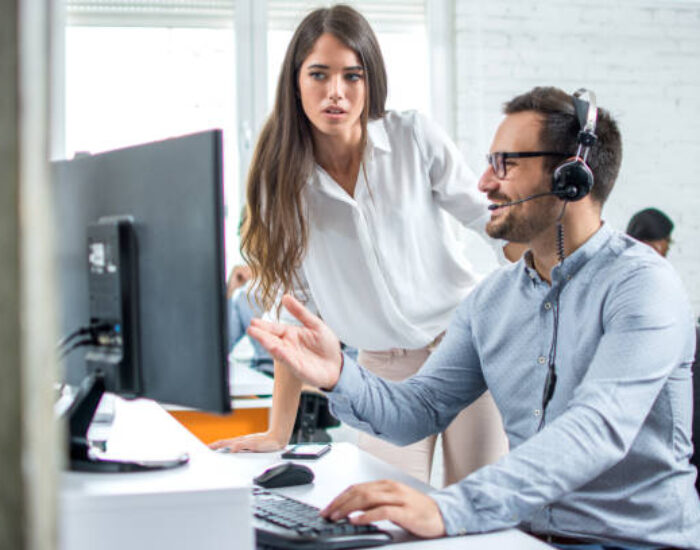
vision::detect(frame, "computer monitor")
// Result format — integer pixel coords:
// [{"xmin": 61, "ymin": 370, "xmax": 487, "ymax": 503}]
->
[{"xmin": 52, "ymin": 129, "xmax": 230, "ymax": 471}]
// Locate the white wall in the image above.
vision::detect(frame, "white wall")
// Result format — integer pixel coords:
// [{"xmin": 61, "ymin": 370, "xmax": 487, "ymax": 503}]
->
[{"xmin": 454, "ymin": 0, "xmax": 700, "ymax": 316}]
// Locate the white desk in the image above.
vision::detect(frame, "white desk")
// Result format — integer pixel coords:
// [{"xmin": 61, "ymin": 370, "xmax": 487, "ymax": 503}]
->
[
  {"xmin": 230, "ymin": 360, "xmax": 273, "ymax": 409},
  {"xmin": 61, "ymin": 398, "xmax": 254, "ymax": 550},
  {"xmin": 222, "ymin": 442, "xmax": 551, "ymax": 550},
  {"xmin": 61, "ymin": 397, "xmax": 551, "ymax": 550}
]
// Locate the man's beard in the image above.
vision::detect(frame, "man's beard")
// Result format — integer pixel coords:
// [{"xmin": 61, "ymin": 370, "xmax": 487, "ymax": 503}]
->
[{"xmin": 486, "ymin": 185, "xmax": 560, "ymax": 243}]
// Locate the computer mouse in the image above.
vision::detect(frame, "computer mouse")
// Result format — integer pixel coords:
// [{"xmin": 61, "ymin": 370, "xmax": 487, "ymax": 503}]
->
[{"xmin": 254, "ymin": 462, "xmax": 315, "ymax": 488}]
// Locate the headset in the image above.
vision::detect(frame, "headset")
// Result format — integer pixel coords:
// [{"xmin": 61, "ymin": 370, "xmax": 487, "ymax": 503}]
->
[
  {"xmin": 551, "ymin": 88, "xmax": 598, "ymax": 201},
  {"xmin": 488, "ymin": 88, "xmax": 600, "ymax": 212}
]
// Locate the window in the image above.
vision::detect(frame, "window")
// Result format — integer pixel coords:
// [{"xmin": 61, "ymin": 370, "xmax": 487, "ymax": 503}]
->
[
  {"xmin": 63, "ymin": 0, "xmax": 241, "ymax": 267},
  {"xmin": 58, "ymin": 1, "xmax": 438, "ymax": 269},
  {"xmin": 266, "ymin": 1, "xmax": 429, "ymax": 113}
]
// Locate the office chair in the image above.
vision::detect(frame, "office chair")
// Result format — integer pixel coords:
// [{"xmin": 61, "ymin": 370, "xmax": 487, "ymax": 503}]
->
[
  {"xmin": 249, "ymin": 359, "xmax": 340, "ymax": 444},
  {"xmin": 290, "ymin": 391, "xmax": 340, "ymax": 444}
]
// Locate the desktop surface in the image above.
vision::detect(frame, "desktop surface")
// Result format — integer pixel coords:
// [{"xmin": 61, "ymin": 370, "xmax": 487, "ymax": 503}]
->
[
  {"xmin": 61, "ymin": 398, "xmax": 252, "ymax": 550},
  {"xmin": 239, "ymin": 446, "xmax": 550, "ymax": 550},
  {"xmin": 61, "ymin": 396, "xmax": 551, "ymax": 550}
]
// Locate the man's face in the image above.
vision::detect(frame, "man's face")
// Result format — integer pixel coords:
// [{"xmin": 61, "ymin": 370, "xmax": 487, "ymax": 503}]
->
[{"xmin": 478, "ymin": 111, "xmax": 561, "ymax": 243}]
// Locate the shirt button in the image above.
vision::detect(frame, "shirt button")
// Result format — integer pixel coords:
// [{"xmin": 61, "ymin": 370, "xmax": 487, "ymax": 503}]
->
[
  {"xmin": 544, "ymin": 302, "xmax": 552, "ymax": 310},
  {"xmin": 533, "ymin": 409, "xmax": 542, "ymax": 417},
  {"xmin": 538, "ymin": 356, "xmax": 546, "ymax": 365}
]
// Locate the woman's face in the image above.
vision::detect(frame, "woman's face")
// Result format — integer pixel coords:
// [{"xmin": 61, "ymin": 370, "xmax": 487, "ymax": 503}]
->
[{"xmin": 298, "ymin": 33, "xmax": 366, "ymax": 138}]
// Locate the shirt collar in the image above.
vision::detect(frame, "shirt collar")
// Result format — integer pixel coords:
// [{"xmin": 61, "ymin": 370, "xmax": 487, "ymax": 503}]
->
[
  {"xmin": 522, "ymin": 222, "xmax": 613, "ymax": 284},
  {"xmin": 367, "ymin": 117, "xmax": 392, "ymax": 155},
  {"xmin": 308, "ymin": 116, "xmax": 391, "ymax": 199}
]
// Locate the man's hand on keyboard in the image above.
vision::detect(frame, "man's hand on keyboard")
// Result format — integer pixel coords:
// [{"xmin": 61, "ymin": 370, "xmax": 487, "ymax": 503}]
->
[
  {"xmin": 320, "ymin": 480, "xmax": 447, "ymax": 539},
  {"xmin": 248, "ymin": 294, "xmax": 343, "ymax": 391}
]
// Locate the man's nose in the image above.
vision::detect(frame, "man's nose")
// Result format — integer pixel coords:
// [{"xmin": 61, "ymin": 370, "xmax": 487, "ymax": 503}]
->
[{"xmin": 478, "ymin": 165, "xmax": 499, "ymax": 194}]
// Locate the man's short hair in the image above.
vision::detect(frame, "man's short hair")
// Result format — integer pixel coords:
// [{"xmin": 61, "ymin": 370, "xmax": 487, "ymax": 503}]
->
[
  {"xmin": 626, "ymin": 208, "xmax": 674, "ymax": 241},
  {"xmin": 504, "ymin": 86, "xmax": 622, "ymax": 204}
]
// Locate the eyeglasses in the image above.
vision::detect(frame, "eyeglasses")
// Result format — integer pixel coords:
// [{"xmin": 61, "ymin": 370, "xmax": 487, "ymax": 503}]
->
[{"xmin": 486, "ymin": 151, "xmax": 567, "ymax": 179}]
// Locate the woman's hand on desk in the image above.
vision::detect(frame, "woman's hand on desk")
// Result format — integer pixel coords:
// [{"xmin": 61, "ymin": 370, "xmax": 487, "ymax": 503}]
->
[
  {"xmin": 320, "ymin": 480, "xmax": 446, "ymax": 538},
  {"xmin": 247, "ymin": 295, "xmax": 343, "ymax": 391},
  {"xmin": 209, "ymin": 431, "xmax": 287, "ymax": 453}
]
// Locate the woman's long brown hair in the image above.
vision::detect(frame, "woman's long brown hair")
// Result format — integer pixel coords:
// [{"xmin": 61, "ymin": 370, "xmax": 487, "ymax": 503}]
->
[{"xmin": 241, "ymin": 5, "xmax": 387, "ymax": 311}]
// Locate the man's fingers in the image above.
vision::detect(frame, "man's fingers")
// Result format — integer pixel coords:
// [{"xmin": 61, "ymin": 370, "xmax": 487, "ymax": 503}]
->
[
  {"xmin": 247, "ymin": 326, "xmax": 285, "ymax": 356},
  {"xmin": 322, "ymin": 481, "xmax": 446, "ymax": 539},
  {"xmin": 282, "ymin": 294, "xmax": 322, "ymax": 330},
  {"xmin": 321, "ymin": 489, "xmax": 355, "ymax": 518},
  {"xmin": 349, "ymin": 505, "xmax": 403, "ymax": 526},
  {"xmin": 322, "ymin": 482, "xmax": 404, "ymax": 520},
  {"xmin": 249, "ymin": 318, "xmax": 287, "ymax": 336},
  {"xmin": 321, "ymin": 483, "xmax": 372, "ymax": 517},
  {"xmin": 247, "ymin": 327, "xmax": 301, "ymax": 374}
]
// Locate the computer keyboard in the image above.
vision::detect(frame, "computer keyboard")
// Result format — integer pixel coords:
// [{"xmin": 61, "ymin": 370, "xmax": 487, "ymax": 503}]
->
[{"xmin": 253, "ymin": 487, "xmax": 393, "ymax": 549}]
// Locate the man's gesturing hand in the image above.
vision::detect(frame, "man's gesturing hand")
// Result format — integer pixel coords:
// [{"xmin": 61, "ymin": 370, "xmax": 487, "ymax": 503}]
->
[
  {"xmin": 320, "ymin": 480, "xmax": 447, "ymax": 539},
  {"xmin": 247, "ymin": 294, "xmax": 343, "ymax": 390}
]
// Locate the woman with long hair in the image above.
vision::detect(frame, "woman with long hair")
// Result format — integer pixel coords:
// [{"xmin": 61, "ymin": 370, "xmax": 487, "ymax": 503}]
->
[{"xmin": 210, "ymin": 4, "xmax": 508, "ymax": 485}]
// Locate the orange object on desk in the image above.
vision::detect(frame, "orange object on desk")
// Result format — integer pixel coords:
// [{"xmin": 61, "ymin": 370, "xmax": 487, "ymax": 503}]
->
[{"xmin": 169, "ymin": 407, "xmax": 269, "ymax": 445}]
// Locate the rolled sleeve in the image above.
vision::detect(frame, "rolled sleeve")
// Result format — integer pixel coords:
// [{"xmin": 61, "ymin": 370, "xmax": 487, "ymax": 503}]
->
[
  {"xmin": 432, "ymin": 486, "xmax": 481, "ymax": 535},
  {"xmin": 326, "ymin": 299, "xmax": 486, "ymax": 446},
  {"xmin": 325, "ymin": 353, "xmax": 396, "ymax": 437}
]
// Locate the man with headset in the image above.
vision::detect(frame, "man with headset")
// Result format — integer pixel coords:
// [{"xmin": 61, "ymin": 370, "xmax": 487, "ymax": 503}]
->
[{"xmin": 248, "ymin": 87, "xmax": 700, "ymax": 549}]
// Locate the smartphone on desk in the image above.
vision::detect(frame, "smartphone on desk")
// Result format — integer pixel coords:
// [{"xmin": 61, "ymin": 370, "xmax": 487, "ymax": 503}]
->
[{"xmin": 281, "ymin": 443, "xmax": 331, "ymax": 460}]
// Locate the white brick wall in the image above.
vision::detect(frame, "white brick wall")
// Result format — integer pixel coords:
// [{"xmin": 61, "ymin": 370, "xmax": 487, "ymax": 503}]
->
[{"xmin": 454, "ymin": 0, "xmax": 700, "ymax": 317}]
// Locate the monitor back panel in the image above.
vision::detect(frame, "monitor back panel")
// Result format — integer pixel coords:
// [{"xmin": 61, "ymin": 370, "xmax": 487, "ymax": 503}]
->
[{"xmin": 53, "ymin": 130, "xmax": 230, "ymax": 413}]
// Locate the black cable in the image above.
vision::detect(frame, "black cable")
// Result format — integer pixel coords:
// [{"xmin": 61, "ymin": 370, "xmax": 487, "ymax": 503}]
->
[
  {"xmin": 555, "ymin": 201, "xmax": 568, "ymax": 264},
  {"xmin": 556, "ymin": 224, "xmax": 565, "ymax": 264},
  {"xmin": 538, "ymin": 202, "xmax": 569, "ymax": 431},
  {"xmin": 59, "ymin": 338, "xmax": 96, "ymax": 360},
  {"xmin": 539, "ymin": 287, "xmax": 561, "ymax": 432},
  {"xmin": 57, "ymin": 322, "xmax": 112, "ymax": 351},
  {"xmin": 57, "ymin": 326, "xmax": 92, "ymax": 350}
]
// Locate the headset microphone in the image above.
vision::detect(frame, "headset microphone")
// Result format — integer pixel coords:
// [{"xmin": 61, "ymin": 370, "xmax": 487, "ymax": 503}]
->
[{"xmin": 488, "ymin": 191, "xmax": 557, "ymax": 210}]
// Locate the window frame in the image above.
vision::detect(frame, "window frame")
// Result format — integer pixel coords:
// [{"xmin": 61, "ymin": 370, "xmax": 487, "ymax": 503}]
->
[{"xmin": 52, "ymin": 0, "xmax": 453, "ymax": 210}]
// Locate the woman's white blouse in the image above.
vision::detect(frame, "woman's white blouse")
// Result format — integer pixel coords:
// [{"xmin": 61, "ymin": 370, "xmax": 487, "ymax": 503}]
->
[{"xmin": 279, "ymin": 110, "xmax": 494, "ymax": 351}]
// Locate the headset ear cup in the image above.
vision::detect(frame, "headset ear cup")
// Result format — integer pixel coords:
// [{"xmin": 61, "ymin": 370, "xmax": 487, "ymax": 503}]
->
[{"xmin": 552, "ymin": 158, "xmax": 594, "ymax": 201}]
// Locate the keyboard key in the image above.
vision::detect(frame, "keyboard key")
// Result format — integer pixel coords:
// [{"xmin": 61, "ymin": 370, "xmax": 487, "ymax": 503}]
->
[{"xmin": 253, "ymin": 488, "xmax": 392, "ymax": 549}]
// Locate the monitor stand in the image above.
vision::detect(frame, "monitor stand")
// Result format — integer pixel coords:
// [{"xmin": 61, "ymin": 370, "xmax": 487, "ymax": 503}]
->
[{"xmin": 66, "ymin": 373, "xmax": 189, "ymax": 472}]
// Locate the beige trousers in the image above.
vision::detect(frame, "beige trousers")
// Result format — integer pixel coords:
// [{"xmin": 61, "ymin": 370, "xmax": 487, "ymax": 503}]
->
[{"xmin": 356, "ymin": 346, "xmax": 509, "ymax": 486}]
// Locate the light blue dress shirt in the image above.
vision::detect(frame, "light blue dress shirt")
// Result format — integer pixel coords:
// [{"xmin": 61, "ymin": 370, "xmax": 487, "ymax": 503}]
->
[
  {"xmin": 228, "ymin": 282, "xmax": 270, "ymax": 363},
  {"xmin": 327, "ymin": 224, "xmax": 700, "ymax": 548}
]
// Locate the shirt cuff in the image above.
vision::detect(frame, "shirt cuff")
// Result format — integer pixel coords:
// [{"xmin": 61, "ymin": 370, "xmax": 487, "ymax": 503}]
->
[
  {"xmin": 325, "ymin": 352, "xmax": 363, "ymax": 398},
  {"xmin": 323, "ymin": 353, "xmax": 377, "ymax": 429},
  {"xmin": 432, "ymin": 480, "xmax": 522, "ymax": 535},
  {"xmin": 431, "ymin": 485, "xmax": 480, "ymax": 536}
]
